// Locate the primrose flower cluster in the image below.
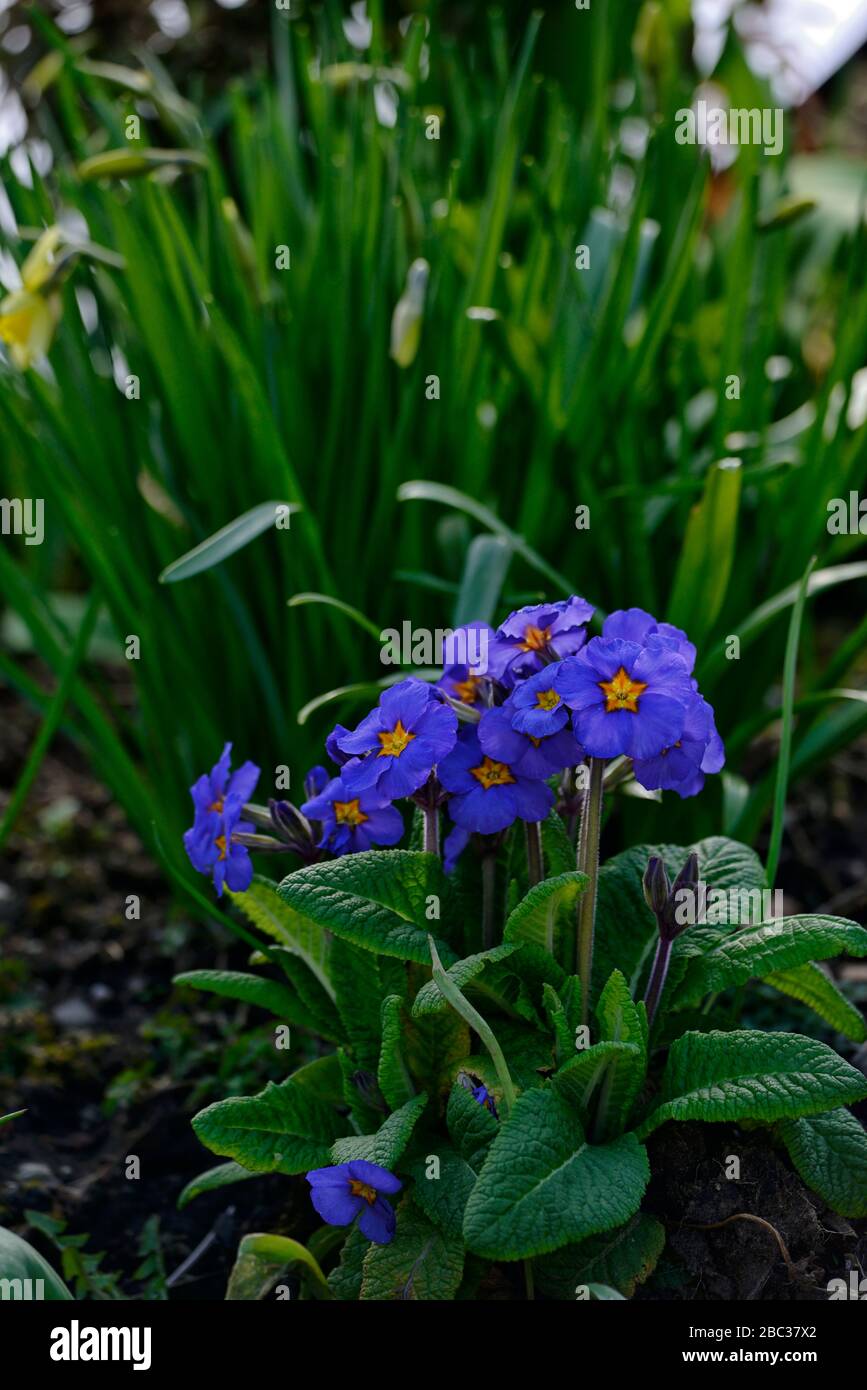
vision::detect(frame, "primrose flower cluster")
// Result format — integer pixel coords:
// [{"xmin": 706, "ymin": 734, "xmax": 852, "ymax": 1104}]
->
[{"xmin": 183, "ymin": 598, "xmax": 724, "ymax": 897}]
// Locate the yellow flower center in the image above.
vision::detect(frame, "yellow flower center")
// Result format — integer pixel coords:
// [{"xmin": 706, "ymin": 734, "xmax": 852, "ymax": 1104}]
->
[
  {"xmin": 520, "ymin": 624, "xmax": 551, "ymax": 652},
  {"xmin": 377, "ymin": 719, "xmax": 416, "ymax": 758},
  {"xmin": 214, "ymin": 834, "xmax": 228, "ymax": 861},
  {"xmin": 348, "ymin": 1179, "xmax": 378, "ymax": 1205},
  {"xmin": 471, "ymin": 756, "xmax": 516, "ymax": 789},
  {"xmin": 453, "ymin": 675, "xmax": 482, "ymax": 703},
  {"xmin": 598, "ymin": 666, "xmax": 648, "ymax": 713},
  {"xmin": 535, "ymin": 688, "xmax": 560, "ymax": 711},
  {"xmin": 209, "ymin": 797, "xmax": 224, "ymax": 814},
  {"xmin": 333, "ymin": 798, "xmax": 368, "ymax": 827}
]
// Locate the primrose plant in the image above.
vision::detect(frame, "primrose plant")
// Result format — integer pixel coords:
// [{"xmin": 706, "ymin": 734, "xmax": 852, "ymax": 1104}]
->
[{"xmin": 177, "ymin": 598, "xmax": 867, "ymax": 1301}]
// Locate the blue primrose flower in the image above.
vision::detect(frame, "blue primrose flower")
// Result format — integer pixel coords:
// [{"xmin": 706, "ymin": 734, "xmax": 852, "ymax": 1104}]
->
[
  {"xmin": 602, "ymin": 607, "xmax": 697, "ymax": 674},
  {"xmin": 488, "ymin": 597, "xmax": 594, "ymax": 683},
  {"xmin": 438, "ymin": 725, "xmax": 554, "ymax": 833},
  {"xmin": 632, "ymin": 691, "xmax": 725, "ymax": 798},
  {"xmin": 437, "ymin": 621, "xmax": 496, "ymax": 707},
  {"xmin": 301, "ymin": 761, "xmax": 404, "ymax": 855},
  {"xmin": 306, "ymin": 1160, "xmax": 402, "ymax": 1244},
  {"xmin": 183, "ymin": 742, "xmax": 260, "ymax": 896},
  {"xmin": 479, "ymin": 704, "xmax": 584, "ymax": 779},
  {"xmin": 558, "ymin": 636, "xmax": 694, "ymax": 760},
  {"xmin": 334, "ymin": 678, "xmax": 457, "ymax": 798},
  {"xmin": 508, "ymin": 662, "xmax": 572, "ymax": 738}
]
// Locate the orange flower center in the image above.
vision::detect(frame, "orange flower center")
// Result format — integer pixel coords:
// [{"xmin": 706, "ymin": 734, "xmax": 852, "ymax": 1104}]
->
[
  {"xmin": 348, "ymin": 1179, "xmax": 378, "ymax": 1205},
  {"xmin": 334, "ymin": 798, "xmax": 368, "ymax": 827},
  {"xmin": 520, "ymin": 624, "xmax": 551, "ymax": 652},
  {"xmin": 377, "ymin": 719, "xmax": 416, "ymax": 758},
  {"xmin": 598, "ymin": 666, "xmax": 648, "ymax": 713},
  {"xmin": 214, "ymin": 834, "xmax": 227, "ymax": 861},
  {"xmin": 471, "ymin": 756, "xmax": 516, "ymax": 790},
  {"xmin": 453, "ymin": 675, "xmax": 482, "ymax": 703},
  {"xmin": 209, "ymin": 797, "xmax": 224, "ymax": 813},
  {"xmin": 535, "ymin": 688, "xmax": 560, "ymax": 711}
]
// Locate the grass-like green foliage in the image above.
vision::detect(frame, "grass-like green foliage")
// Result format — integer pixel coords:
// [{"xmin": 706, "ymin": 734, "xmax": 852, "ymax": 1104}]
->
[
  {"xmin": 179, "ymin": 831, "xmax": 867, "ymax": 1299},
  {"xmin": 2, "ymin": 1, "xmax": 867, "ymax": 881}
]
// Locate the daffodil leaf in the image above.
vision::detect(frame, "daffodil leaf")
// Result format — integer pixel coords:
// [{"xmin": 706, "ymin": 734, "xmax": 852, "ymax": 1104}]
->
[
  {"xmin": 636, "ymin": 1030, "xmax": 867, "ymax": 1138},
  {"xmin": 159, "ymin": 501, "xmax": 298, "ymax": 583}
]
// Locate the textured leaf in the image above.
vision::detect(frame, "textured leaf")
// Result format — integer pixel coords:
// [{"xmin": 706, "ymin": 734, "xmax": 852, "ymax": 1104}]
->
[
  {"xmin": 173, "ymin": 968, "xmax": 323, "ymax": 1033},
  {"xmin": 192, "ymin": 1077, "xmax": 344, "ymax": 1174},
  {"xmin": 360, "ymin": 1199, "xmax": 464, "ymax": 1300},
  {"xmin": 765, "ymin": 963, "xmax": 866, "ymax": 1043},
  {"xmin": 777, "ymin": 1109, "xmax": 867, "ymax": 1217},
  {"xmin": 328, "ymin": 1225, "xmax": 368, "ymax": 1301},
  {"xmin": 534, "ymin": 1214, "xmax": 665, "ymax": 1299},
  {"xmin": 594, "ymin": 837, "xmax": 765, "ymax": 1003},
  {"xmin": 331, "ymin": 1094, "xmax": 428, "ymax": 1168},
  {"xmin": 228, "ymin": 875, "xmax": 333, "ymax": 999},
  {"xmin": 177, "ymin": 1161, "xmax": 260, "ymax": 1210},
  {"xmin": 405, "ymin": 1145, "xmax": 478, "ymax": 1240},
  {"xmin": 674, "ymin": 916, "xmax": 867, "ymax": 1009},
  {"xmin": 287, "ymin": 1053, "xmax": 346, "ymax": 1107},
  {"xmin": 463, "ymin": 1087, "xmax": 650, "ymax": 1259},
  {"xmin": 403, "ymin": 1007, "xmax": 470, "ymax": 1102},
  {"xmin": 277, "ymin": 851, "xmax": 457, "ymax": 964},
  {"xmin": 553, "ymin": 1041, "xmax": 642, "ymax": 1117},
  {"xmin": 330, "ymin": 938, "xmax": 400, "ymax": 1071},
  {"xmin": 378, "ymin": 995, "xmax": 417, "ymax": 1110},
  {"xmin": 637, "ymin": 1030, "xmax": 867, "ymax": 1137},
  {"xmin": 267, "ymin": 947, "xmax": 346, "ymax": 1042},
  {"xmin": 541, "ymin": 809, "xmax": 577, "ymax": 875},
  {"xmin": 446, "ymin": 1081, "xmax": 499, "ymax": 1171},
  {"xmin": 502, "ymin": 871, "xmax": 587, "ymax": 971},
  {"xmin": 593, "ymin": 969, "xmax": 648, "ymax": 1132}
]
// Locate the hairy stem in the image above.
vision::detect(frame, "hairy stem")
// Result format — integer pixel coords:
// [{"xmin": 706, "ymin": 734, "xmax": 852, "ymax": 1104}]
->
[
  {"xmin": 643, "ymin": 935, "xmax": 672, "ymax": 1029},
  {"xmin": 423, "ymin": 803, "xmax": 440, "ymax": 857},
  {"xmin": 575, "ymin": 757, "xmax": 604, "ymax": 1025},
  {"xmin": 524, "ymin": 819, "xmax": 543, "ymax": 887}
]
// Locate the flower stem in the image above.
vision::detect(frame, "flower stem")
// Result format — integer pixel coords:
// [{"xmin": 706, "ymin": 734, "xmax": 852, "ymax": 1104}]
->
[
  {"xmin": 576, "ymin": 756, "xmax": 604, "ymax": 1025},
  {"xmin": 481, "ymin": 850, "xmax": 497, "ymax": 950},
  {"xmin": 428, "ymin": 936, "xmax": 516, "ymax": 1115},
  {"xmin": 524, "ymin": 819, "xmax": 543, "ymax": 887},
  {"xmin": 643, "ymin": 935, "xmax": 672, "ymax": 1029},
  {"xmin": 423, "ymin": 803, "xmax": 440, "ymax": 857}
]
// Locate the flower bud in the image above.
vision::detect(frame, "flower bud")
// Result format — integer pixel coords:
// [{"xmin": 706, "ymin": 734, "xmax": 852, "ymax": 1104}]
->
[{"xmin": 643, "ymin": 855, "xmax": 670, "ymax": 915}]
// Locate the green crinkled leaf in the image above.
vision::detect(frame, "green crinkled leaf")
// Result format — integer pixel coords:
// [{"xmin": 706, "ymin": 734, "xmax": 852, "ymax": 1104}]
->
[
  {"xmin": 173, "ymin": 968, "xmax": 324, "ymax": 1034},
  {"xmin": 502, "ymin": 871, "xmax": 587, "ymax": 972},
  {"xmin": 360, "ymin": 1198, "xmax": 464, "ymax": 1300},
  {"xmin": 553, "ymin": 1041, "xmax": 643, "ymax": 1118},
  {"xmin": 463, "ymin": 1086, "xmax": 650, "ymax": 1259},
  {"xmin": 227, "ymin": 875, "xmax": 333, "ymax": 999},
  {"xmin": 462, "ymin": 1018, "xmax": 555, "ymax": 1094},
  {"xmin": 192, "ymin": 1077, "xmax": 345, "ymax": 1174},
  {"xmin": 594, "ymin": 969, "xmax": 648, "ymax": 1132},
  {"xmin": 405, "ymin": 1145, "xmax": 478, "ymax": 1240},
  {"xmin": 331, "ymin": 1094, "xmax": 428, "ymax": 1168},
  {"xmin": 410, "ymin": 942, "xmax": 522, "ymax": 1016},
  {"xmin": 288, "ymin": 1053, "xmax": 346, "ymax": 1107},
  {"xmin": 543, "ymin": 983, "xmax": 574, "ymax": 1065},
  {"xmin": 673, "ymin": 915, "xmax": 867, "ymax": 1009},
  {"xmin": 337, "ymin": 1047, "xmax": 385, "ymax": 1133},
  {"xmin": 276, "ymin": 850, "xmax": 457, "ymax": 965},
  {"xmin": 446, "ymin": 1081, "xmax": 499, "ymax": 1171},
  {"xmin": 328, "ymin": 1225, "xmax": 368, "ymax": 1301},
  {"xmin": 777, "ymin": 1109, "xmax": 867, "ymax": 1217},
  {"xmin": 541, "ymin": 808, "xmax": 577, "ymax": 875},
  {"xmin": 533, "ymin": 1214, "xmax": 666, "ymax": 1299},
  {"xmin": 637, "ymin": 1030, "xmax": 867, "ymax": 1137},
  {"xmin": 594, "ymin": 837, "xmax": 765, "ymax": 1003},
  {"xmin": 177, "ymin": 1160, "xmax": 260, "ymax": 1210},
  {"xmin": 378, "ymin": 995, "xmax": 417, "ymax": 1110},
  {"xmin": 330, "ymin": 939, "xmax": 406, "ymax": 1071},
  {"xmin": 765, "ymin": 963, "xmax": 866, "ymax": 1043}
]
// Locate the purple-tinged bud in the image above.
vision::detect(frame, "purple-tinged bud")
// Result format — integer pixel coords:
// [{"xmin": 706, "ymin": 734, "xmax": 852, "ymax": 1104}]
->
[{"xmin": 643, "ymin": 856, "xmax": 670, "ymax": 915}]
